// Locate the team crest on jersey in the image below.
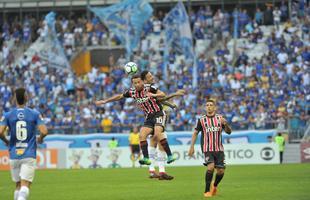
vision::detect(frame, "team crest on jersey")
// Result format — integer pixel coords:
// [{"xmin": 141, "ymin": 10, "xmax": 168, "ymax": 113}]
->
[{"xmin": 17, "ymin": 112, "xmax": 25, "ymax": 120}]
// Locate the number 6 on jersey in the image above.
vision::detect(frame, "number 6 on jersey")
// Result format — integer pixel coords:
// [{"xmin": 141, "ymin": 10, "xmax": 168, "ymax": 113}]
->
[{"xmin": 16, "ymin": 121, "xmax": 27, "ymax": 141}]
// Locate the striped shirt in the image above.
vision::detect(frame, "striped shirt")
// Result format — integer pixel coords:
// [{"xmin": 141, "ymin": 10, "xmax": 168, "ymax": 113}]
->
[
  {"xmin": 123, "ymin": 84, "xmax": 162, "ymax": 116},
  {"xmin": 195, "ymin": 114, "xmax": 225, "ymax": 152}
]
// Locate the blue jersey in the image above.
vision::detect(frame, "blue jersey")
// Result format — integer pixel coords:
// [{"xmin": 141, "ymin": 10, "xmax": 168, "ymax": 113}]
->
[{"xmin": 0, "ymin": 107, "xmax": 44, "ymax": 159}]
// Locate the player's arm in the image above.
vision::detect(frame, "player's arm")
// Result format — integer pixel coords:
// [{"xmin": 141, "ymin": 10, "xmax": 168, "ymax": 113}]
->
[
  {"xmin": 159, "ymin": 89, "xmax": 186, "ymax": 101},
  {"xmin": 95, "ymin": 94, "xmax": 124, "ymax": 106},
  {"xmin": 158, "ymin": 89, "xmax": 186, "ymax": 109},
  {"xmin": 188, "ymin": 129, "xmax": 199, "ymax": 157},
  {"xmin": 147, "ymin": 89, "xmax": 166, "ymax": 98},
  {"xmin": 37, "ymin": 114, "xmax": 48, "ymax": 144},
  {"xmin": 147, "ymin": 84, "xmax": 166, "ymax": 98},
  {"xmin": 221, "ymin": 117, "xmax": 232, "ymax": 134},
  {"xmin": 37, "ymin": 124, "xmax": 48, "ymax": 144},
  {"xmin": 0, "ymin": 114, "xmax": 9, "ymax": 146},
  {"xmin": 0, "ymin": 126, "xmax": 9, "ymax": 146},
  {"xmin": 188, "ymin": 119, "xmax": 202, "ymax": 157}
]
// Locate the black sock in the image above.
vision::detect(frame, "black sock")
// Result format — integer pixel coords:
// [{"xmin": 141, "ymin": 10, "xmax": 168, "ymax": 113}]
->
[
  {"xmin": 205, "ymin": 170, "xmax": 214, "ymax": 193},
  {"xmin": 214, "ymin": 173, "xmax": 224, "ymax": 187},
  {"xmin": 140, "ymin": 141, "xmax": 149, "ymax": 159},
  {"xmin": 159, "ymin": 139, "xmax": 172, "ymax": 156}
]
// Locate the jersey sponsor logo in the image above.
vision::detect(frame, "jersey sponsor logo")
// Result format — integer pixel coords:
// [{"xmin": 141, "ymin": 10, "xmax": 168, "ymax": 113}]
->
[
  {"xmin": 206, "ymin": 126, "xmax": 221, "ymax": 132},
  {"xmin": 135, "ymin": 97, "xmax": 150, "ymax": 104},
  {"xmin": 16, "ymin": 149, "xmax": 25, "ymax": 155},
  {"xmin": 16, "ymin": 143, "xmax": 28, "ymax": 148},
  {"xmin": 17, "ymin": 112, "xmax": 25, "ymax": 120}
]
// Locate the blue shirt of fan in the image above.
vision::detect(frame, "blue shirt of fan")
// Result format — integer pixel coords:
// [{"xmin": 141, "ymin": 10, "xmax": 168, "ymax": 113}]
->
[{"xmin": 0, "ymin": 107, "xmax": 44, "ymax": 159}]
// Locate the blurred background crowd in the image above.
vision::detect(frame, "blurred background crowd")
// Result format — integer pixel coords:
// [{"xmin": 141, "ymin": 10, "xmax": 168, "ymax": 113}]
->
[{"xmin": 0, "ymin": 0, "xmax": 309, "ymax": 138}]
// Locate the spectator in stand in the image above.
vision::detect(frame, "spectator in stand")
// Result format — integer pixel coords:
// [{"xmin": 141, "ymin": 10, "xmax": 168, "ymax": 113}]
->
[
  {"xmin": 273, "ymin": 7, "xmax": 282, "ymax": 30},
  {"xmin": 255, "ymin": 8, "xmax": 263, "ymax": 25},
  {"xmin": 0, "ymin": 5, "xmax": 309, "ymax": 134},
  {"xmin": 264, "ymin": 6, "xmax": 273, "ymax": 25}
]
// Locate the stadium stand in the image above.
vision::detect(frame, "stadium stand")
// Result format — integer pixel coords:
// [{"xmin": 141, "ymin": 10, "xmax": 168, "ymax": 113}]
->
[{"xmin": 0, "ymin": 0, "xmax": 309, "ymax": 138}]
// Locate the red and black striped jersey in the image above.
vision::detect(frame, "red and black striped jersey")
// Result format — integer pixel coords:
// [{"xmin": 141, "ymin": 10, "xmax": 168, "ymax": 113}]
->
[
  {"xmin": 195, "ymin": 114, "xmax": 225, "ymax": 152},
  {"xmin": 123, "ymin": 84, "xmax": 162, "ymax": 116}
]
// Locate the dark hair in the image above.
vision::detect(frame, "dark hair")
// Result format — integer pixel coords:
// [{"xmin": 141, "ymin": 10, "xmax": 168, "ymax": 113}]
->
[
  {"xmin": 140, "ymin": 70, "xmax": 150, "ymax": 81},
  {"xmin": 131, "ymin": 74, "xmax": 141, "ymax": 81},
  {"xmin": 15, "ymin": 88, "xmax": 26, "ymax": 105}
]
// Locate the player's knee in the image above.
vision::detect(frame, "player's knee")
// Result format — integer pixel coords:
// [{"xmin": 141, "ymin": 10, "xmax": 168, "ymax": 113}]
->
[
  {"xmin": 155, "ymin": 129, "xmax": 165, "ymax": 140},
  {"xmin": 207, "ymin": 163, "xmax": 215, "ymax": 171},
  {"xmin": 217, "ymin": 168, "xmax": 225, "ymax": 175},
  {"xmin": 139, "ymin": 133, "xmax": 147, "ymax": 141},
  {"xmin": 158, "ymin": 144, "xmax": 164, "ymax": 151},
  {"xmin": 150, "ymin": 138, "xmax": 157, "ymax": 147},
  {"xmin": 16, "ymin": 182, "xmax": 21, "ymax": 190},
  {"xmin": 154, "ymin": 126, "xmax": 164, "ymax": 134}
]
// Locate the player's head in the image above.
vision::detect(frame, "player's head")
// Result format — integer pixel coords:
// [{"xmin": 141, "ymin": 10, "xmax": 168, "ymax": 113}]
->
[
  {"xmin": 205, "ymin": 99, "xmax": 216, "ymax": 115},
  {"xmin": 15, "ymin": 88, "xmax": 27, "ymax": 106},
  {"xmin": 132, "ymin": 126, "xmax": 139, "ymax": 133},
  {"xmin": 131, "ymin": 75, "xmax": 144, "ymax": 91},
  {"xmin": 140, "ymin": 70, "xmax": 154, "ymax": 84}
]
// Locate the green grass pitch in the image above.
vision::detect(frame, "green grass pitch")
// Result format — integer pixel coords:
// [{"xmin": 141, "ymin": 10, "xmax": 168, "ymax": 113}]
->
[{"xmin": 0, "ymin": 164, "xmax": 309, "ymax": 200}]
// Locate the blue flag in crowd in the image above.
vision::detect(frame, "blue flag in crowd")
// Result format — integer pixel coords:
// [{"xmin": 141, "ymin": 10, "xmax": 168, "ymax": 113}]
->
[
  {"xmin": 42, "ymin": 11, "xmax": 70, "ymax": 70},
  {"xmin": 89, "ymin": 0, "xmax": 153, "ymax": 58},
  {"xmin": 45, "ymin": 11, "xmax": 56, "ymax": 32},
  {"xmin": 163, "ymin": 1, "xmax": 197, "ymax": 88},
  {"xmin": 233, "ymin": 10, "xmax": 239, "ymax": 39}
]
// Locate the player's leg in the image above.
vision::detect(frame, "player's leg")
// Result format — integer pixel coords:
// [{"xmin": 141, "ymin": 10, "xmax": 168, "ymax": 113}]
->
[
  {"xmin": 157, "ymin": 142, "xmax": 174, "ymax": 180},
  {"xmin": 17, "ymin": 158, "xmax": 36, "ymax": 200},
  {"xmin": 204, "ymin": 152, "xmax": 215, "ymax": 197},
  {"xmin": 14, "ymin": 182, "xmax": 21, "ymax": 200},
  {"xmin": 211, "ymin": 151, "xmax": 226, "ymax": 196},
  {"xmin": 10, "ymin": 160, "xmax": 21, "ymax": 200},
  {"xmin": 211, "ymin": 168, "xmax": 224, "ymax": 196},
  {"xmin": 130, "ymin": 145, "xmax": 135, "ymax": 167},
  {"xmin": 18, "ymin": 180, "xmax": 31, "ymax": 200},
  {"xmin": 154, "ymin": 125, "xmax": 175, "ymax": 164},
  {"xmin": 153, "ymin": 112, "xmax": 175, "ymax": 164},
  {"xmin": 154, "ymin": 125, "xmax": 174, "ymax": 160},
  {"xmin": 148, "ymin": 136, "xmax": 159, "ymax": 178},
  {"xmin": 138, "ymin": 126, "xmax": 153, "ymax": 165}
]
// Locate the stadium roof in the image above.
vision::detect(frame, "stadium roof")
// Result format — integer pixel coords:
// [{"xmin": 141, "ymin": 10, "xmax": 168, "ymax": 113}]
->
[{"xmin": 0, "ymin": 0, "xmax": 285, "ymax": 9}]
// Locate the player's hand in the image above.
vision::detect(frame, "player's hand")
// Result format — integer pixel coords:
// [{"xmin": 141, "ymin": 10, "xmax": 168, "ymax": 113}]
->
[
  {"xmin": 220, "ymin": 117, "xmax": 228, "ymax": 126},
  {"xmin": 147, "ymin": 92, "xmax": 155, "ymax": 98},
  {"xmin": 176, "ymin": 89, "xmax": 186, "ymax": 96},
  {"xmin": 37, "ymin": 137, "xmax": 44, "ymax": 144},
  {"xmin": 188, "ymin": 146, "xmax": 195, "ymax": 157}
]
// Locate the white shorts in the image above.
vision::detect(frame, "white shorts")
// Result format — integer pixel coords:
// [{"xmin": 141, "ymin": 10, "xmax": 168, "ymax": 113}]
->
[{"xmin": 10, "ymin": 158, "xmax": 36, "ymax": 183}]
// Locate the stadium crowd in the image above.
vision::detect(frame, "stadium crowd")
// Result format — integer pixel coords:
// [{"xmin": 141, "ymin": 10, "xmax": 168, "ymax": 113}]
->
[{"xmin": 0, "ymin": 1, "xmax": 309, "ymax": 135}]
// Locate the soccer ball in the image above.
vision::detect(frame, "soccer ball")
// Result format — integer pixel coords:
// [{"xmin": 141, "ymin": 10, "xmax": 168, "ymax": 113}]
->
[{"xmin": 124, "ymin": 62, "xmax": 138, "ymax": 75}]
